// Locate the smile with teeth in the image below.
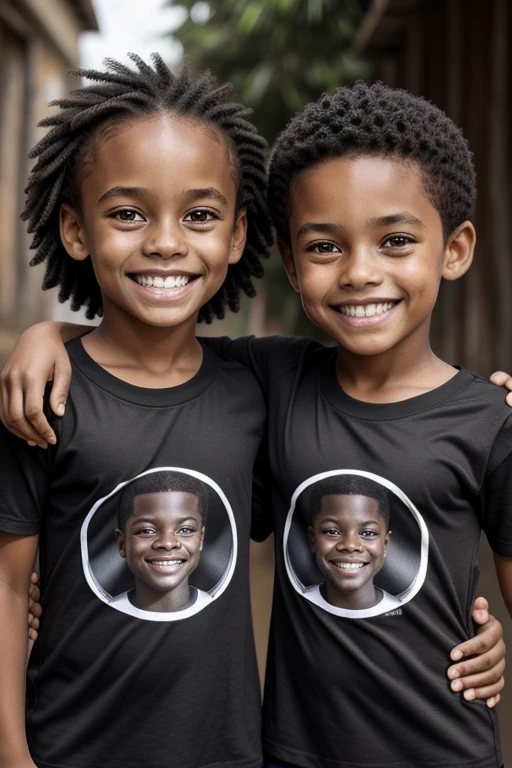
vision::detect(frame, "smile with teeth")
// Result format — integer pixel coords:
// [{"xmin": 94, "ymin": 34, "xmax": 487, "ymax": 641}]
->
[
  {"xmin": 338, "ymin": 301, "xmax": 397, "ymax": 318},
  {"xmin": 331, "ymin": 561, "xmax": 367, "ymax": 571},
  {"xmin": 147, "ymin": 559, "xmax": 185, "ymax": 568},
  {"xmin": 135, "ymin": 275, "xmax": 192, "ymax": 289}
]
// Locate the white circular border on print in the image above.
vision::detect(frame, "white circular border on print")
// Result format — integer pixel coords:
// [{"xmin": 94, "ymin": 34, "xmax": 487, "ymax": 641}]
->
[
  {"xmin": 283, "ymin": 469, "xmax": 429, "ymax": 619},
  {"xmin": 80, "ymin": 467, "xmax": 237, "ymax": 621}
]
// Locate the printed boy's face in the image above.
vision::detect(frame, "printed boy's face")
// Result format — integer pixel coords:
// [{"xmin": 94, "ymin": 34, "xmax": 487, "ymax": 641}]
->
[
  {"xmin": 280, "ymin": 155, "xmax": 472, "ymax": 359},
  {"xmin": 116, "ymin": 491, "xmax": 205, "ymax": 595},
  {"xmin": 309, "ymin": 493, "xmax": 390, "ymax": 606},
  {"xmin": 60, "ymin": 113, "xmax": 246, "ymax": 332}
]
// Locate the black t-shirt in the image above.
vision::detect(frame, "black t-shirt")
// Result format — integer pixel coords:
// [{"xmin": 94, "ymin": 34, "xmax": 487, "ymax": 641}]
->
[
  {"xmin": 0, "ymin": 338, "xmax": 266, "ymax": 768},
  {"xmin": 209, "ymin": 335, "xmax": 512, "ymax": 768}
]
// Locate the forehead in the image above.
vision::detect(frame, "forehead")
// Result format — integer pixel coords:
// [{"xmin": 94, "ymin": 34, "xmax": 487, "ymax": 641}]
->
[
  {"xmin": 289, "ymin": 155, "xmax": 440, "ymax": 232},
  {"xmin": 81, "ymin": 112, "xmax": 238, "ymax": 204},
  {"xmin": 132, "ymin": 491, "xmax": 200, "ymax": 518},
  {"xmin": 319, "ymin": 493, "xmax": 382, "ymax": 520}
]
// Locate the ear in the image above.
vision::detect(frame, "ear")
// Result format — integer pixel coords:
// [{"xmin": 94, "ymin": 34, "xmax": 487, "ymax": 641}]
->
[
  {"xmin": 442, "ymin": 221, "xmax": 475, "ymax": 281},
  {"xmin": 199, "ymin": 526, "xmax": 205, "ymax": 551},
  {"xmin": 383, "ymin": 530, "xmax": 392, "ymax": 557},
  {"xmin": 228, "ymin": 207, "xmax": 247, "ymax": 266},
  {"xmin": 60, "ymin": 203, "xmax": 90, "ymax": 262},
  {"xmin": 308, "ymin": 524, "xmax": 317, "ymax": 553},
  {"xmin": 278, "ymin": 237, "xmax": 300, "ymax": 293},
  {"xmin": 115, "ymin": 529, "xmax": 126, "ymax": 558}
]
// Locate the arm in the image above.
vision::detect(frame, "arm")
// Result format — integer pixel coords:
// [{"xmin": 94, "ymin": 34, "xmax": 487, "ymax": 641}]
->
[
  {"xmin": 494, "ymin": 553, "xmax": 512, "ymax": 617},
  {"xmin": 447, "ymin": 597, "xmax": 505, "ymax": 707},
  {"xmin": 0, "ymin": 532, "xmax": 39, "ymax": 768},
  {"xmin": 0, "ymin": 321, "xmax": 90, "ymax": 448}
]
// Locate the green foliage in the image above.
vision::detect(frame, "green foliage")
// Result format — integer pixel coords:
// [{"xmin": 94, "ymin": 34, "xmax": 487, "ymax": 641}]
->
[{"xmin": 166, "ymin": 0, "xmax": 372, "ymax": 142}]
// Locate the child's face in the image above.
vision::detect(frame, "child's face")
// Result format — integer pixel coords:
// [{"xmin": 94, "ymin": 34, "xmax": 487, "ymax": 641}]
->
[
  {"xmin": 280, "ymin": 155, "xmax": 473, "ymax": 359},
  {"xmin": 116, "ymin": 490, "xmax": 205, "ymax": 595},
  {"xmin": 308, "ymin": 493, "xmax": 390, "ymax": 607},
  {"xmin": 61, "ymin": 113, "xmax": 246, "ymax": 333}
]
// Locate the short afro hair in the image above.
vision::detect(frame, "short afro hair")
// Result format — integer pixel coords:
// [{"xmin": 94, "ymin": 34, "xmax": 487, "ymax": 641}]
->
[
  {"xmin": 23, "ymin": 53, "xmax": 272, "ymax": 322},
  {"xmin": 117, "ymin": 471, "xmax": 208, "ymax": 532},
  {"xmin": 268, "ymin": 80, "xmax": 476, "ymax": 242},
  {"xmin": 309, "ymin": 474, "xmax": 390, "ymax": 529}
]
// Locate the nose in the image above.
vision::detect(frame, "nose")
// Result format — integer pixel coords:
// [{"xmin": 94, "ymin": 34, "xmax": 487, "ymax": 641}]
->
[
  {"xmin": 142, "ymin": 217, "xmax": 188, "ymax": 260},
  {"xmin": 153, "ymin": 532, "xmax": 181, "ymax": 550},
  {"xmin": 340, "ymin": 246, "xmax": 383, "ymax": 290},
  {"xmin": 336, "ymin": 533, "xmax": 362, "ymax": 552}
]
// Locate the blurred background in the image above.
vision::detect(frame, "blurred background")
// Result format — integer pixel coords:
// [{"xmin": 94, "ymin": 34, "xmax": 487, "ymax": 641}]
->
[{"xmin": 0, "ymin": 0, "xmax": 510, "ymax": 758}]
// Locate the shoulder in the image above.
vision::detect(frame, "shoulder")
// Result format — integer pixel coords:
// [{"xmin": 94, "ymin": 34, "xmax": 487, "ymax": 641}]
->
[{"xmin": 201, "ymin": 335, "xmax": 331, "ymax": 388}]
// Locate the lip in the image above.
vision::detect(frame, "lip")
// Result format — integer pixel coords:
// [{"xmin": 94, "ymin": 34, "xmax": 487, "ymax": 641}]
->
[
  {"xmin": 332, "ymin": 299, "xmax": 401, "ymax": 328},
  {"xmin": 130, "ymin": 275, "xmax": 199, "ymax": 302},
  {"xmin": 145, "ymin": 558, "xmax": 187, "ymax": 572}
]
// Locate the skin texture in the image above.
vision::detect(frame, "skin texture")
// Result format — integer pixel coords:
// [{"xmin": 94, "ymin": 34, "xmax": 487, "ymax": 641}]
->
[
  {"xmin": 309, "ymin": 494, "xmax": 390, "ymax": 610},
  {"xmin": 0, "ymin": 532, "xmax": 39, "ymax": 768},
  {"xmin": 60, "ymin": 112, "xmax": 246, "ymax": 390},
  {"xmin": 115, "ymin": 491, "xmax": 205, "ymax": 612},
  {"xmin": 280, "ymin": 156, "xmax": 475, "ymax": 403}
]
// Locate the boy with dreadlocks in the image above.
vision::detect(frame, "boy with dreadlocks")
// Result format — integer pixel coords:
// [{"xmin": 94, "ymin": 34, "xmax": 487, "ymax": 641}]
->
[
  {"xmin": 0, "ymin": 53, "xmax": 273, "ymax": 768},
  {"xmin": 2, "ymin": 79, "xmax": 511, "ymax": 766}
]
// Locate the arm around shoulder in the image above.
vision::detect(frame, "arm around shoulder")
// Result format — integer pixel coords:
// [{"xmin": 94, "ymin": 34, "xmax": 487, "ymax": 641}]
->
[{"xmin": 0, "ymin": 321, "xmax": 90, "ymax": 448}]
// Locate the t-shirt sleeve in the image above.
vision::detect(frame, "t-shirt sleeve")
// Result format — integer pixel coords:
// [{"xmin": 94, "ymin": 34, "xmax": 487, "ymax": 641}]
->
[
  {"xmin": 481, "ymin": 416, "xmax": 512, "ymax": 556},
  {"xmin": 0, "ymin": 422, "xmax": 50, "ymax": 535},
  {"xmin": 202, "ymin": 335, "xmax": 317, "ymax": 395}
]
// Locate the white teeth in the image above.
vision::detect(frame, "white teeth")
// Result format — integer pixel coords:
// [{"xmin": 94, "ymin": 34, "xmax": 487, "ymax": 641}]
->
[
  {"xmin": 339, "ymin": 301, "xmax": 396, "ymax": 318},
  {"xmin": 333, "ymin": 562, "xmax": 365, "ymax": 570},
  {"xmin": 150, "ymin": 560, "xmax": 183, "ymax": 566},
  {"xmin": 136, "ymin": 275, "xmax": 191, "ymax": 289}
]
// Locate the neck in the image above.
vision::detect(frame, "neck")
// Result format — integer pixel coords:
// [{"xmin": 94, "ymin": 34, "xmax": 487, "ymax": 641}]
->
[
  {"xmin": 324, "ymin": 581, "xmax": 381, "ymax": 611},
  {"xmin": 336, "ymin": 334, "xmax": 457, "ymax": 404},
  {"xmin": 81, "ymin": 305, "xmax": 203, "ymax": 388},
  {"xmin": 134, "ymin": 581, "xmax": 192, "ymax": 612}
]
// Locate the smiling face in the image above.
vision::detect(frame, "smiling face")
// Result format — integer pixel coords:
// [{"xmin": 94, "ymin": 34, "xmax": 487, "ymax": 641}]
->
[
  {"xmin": 115, "ymin": 490, "xmax": 205, "ymax": 612},
  {"xmin": 309, "ymin": 493, "xmax": 390, "ymax": 610},
  {"xmin": 60, "ymin": 112, "xmax": 246, "ymax": 340},
  {"xmin": 280, "ymin": 155, "xmax": 474, "ymax": 365}
]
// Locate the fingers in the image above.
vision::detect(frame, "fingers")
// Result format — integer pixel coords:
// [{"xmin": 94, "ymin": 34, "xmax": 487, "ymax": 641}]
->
[
  {"xmin": 48, "ymin": 361, "xmax": 71, "ymax": 418},
  {"xmin": 450, "ymin": 613, "xmax": 503, "ymax": 662},
  {"xmin": 490, "ymin": 371, "xmax": 512, "ymax": 406},
  {"xmin": 0, "ymin": 370, "xmax": 55, "ymax": 448}
]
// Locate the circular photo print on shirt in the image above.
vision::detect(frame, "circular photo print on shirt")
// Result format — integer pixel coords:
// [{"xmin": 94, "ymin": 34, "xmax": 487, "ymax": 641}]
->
[
  {"xmin": 81, "ymin": 467, "xmax": 237, "ymax": 621},
  {"xmin": 284, "ymin": 470, "xmax": 428, "ymax": 619}
]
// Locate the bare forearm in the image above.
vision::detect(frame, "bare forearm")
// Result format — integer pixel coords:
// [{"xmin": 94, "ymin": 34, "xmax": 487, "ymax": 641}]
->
[{"xmin": 0, "ymin": 586, "xmax": 33, "ymax": 765}]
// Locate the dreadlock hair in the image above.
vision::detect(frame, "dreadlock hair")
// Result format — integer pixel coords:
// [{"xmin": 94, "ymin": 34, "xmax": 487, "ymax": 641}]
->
[
  {"xmin": 117, "ymin": 470, "xmax": 208, "ymax": 532},
  {"xmin": 309, "ymin": 474, "xmax": 390, "ymax": 529},
  {"xmin": 23, "ymin": 53, "xmax": 272, "ymax": 322},
  {"xmin": 268, "ymin": 80, "xmax": 476, "ymax": 243}
]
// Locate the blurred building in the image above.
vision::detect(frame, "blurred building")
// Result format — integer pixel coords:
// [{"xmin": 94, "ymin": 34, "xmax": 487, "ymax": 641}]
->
[
  {"xmin": 354, "ymin": 0, "xmax": 511, "ymax": 376},
  {"xmin": 0, "ymin": 0, "xmax": 98, "ymax": 364}
]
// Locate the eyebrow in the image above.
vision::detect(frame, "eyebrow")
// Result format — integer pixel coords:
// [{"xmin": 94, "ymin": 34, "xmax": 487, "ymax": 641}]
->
[
  {"xmin": 296, "ymin": 212, "xmax": 426, "ymax": 240},
  {"xmin": 97, "ymin": 186, "xmax": 229, "ymax": 209},
  {"xmin": 130, "ymin": 515, "xmax": 200, "ymax": 526},
  {"xmin": 185, "ymin": 187, "xmax": 229, "ymax": 208},
  {"xmin": 367, "ymin": 213, "xmax": 426, "ymax": 229},
  {"xmin": 98, "ymin": 186, "xmax": 148, "ymax": 205},
  {"xmin": 296, "ymin": 222, "xmax": 338, "ymax": 238},
  {"xmin": 317, "ymin": 517, "xmax": 382, "ymax": 527}
]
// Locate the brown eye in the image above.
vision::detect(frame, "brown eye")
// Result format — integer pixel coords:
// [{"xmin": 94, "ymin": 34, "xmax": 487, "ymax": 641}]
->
[{"xmin": 185, "ymin": 209, "xmax": 216, "ymax": 223}]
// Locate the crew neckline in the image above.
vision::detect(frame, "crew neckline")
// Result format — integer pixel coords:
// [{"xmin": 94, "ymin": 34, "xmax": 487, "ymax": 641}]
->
[
  {"xmin": 67, "ymin": 336, "xmax": 217, "ymax": 407},
  {"xmin": 321, "ymin": 349, "xmax": 474, "ymax": 421}
]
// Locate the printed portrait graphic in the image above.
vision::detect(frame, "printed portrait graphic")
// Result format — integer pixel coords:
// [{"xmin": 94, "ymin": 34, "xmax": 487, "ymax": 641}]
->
[
  {"xmin": 81, "ymin": 468, "xmax": 237, "ymax": 620},
  {"xmin": 284, "ymin": 470, "xmax": 429, "ymax": 618}
]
